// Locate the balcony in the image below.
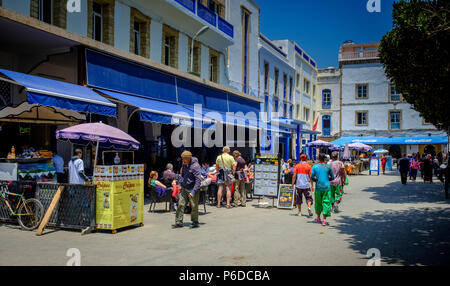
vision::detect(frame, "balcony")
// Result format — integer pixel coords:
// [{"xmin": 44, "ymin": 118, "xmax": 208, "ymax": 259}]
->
[
  {"xmin": 339, "ymin": 50, "xmax": 379, "ymax": 62},
  {"xmin": 170, "ymin": 0, "xmax": 234, "ymax": 38}
]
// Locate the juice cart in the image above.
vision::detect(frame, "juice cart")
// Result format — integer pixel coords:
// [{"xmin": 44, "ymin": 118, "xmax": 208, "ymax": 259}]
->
[{"xmin": 56, "ymin": 122, "xmax": 143, "ymax": 234}]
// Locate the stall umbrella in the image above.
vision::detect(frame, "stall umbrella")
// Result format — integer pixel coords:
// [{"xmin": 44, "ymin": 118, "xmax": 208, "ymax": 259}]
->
[{"xmin": 56, "ymin": 122, "xmax": 140, "ymax": 172}]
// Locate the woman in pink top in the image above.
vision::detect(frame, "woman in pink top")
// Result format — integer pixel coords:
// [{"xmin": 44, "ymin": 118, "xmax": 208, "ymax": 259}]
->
[{"xmin": 410, "ymin": 158, "xmax": 420, "ymax": 182}]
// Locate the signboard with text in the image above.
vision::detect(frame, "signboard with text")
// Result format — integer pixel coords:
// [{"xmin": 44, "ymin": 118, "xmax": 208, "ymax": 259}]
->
[
  {"xmin": 254, "ymin": 154, "xmax": 280, "ymax": 197},
  {"xmin": 277, "ymin": 184, "xmax": 295, "ymax": 209}
]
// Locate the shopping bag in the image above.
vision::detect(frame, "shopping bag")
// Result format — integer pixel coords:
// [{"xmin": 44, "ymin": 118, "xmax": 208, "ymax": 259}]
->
[{"xmin": 345, "ymin": 176, "xmax": 349, "ymax": 186}]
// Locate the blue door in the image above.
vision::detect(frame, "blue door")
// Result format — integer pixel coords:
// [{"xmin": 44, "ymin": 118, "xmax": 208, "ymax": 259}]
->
[{"xmin": 322, "ymin": 115, "xmax": 331, "ymax": 136}]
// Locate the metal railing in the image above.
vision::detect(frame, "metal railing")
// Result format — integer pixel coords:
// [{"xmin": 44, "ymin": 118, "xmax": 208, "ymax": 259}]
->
[
  {"xmin": 339, "ymin": 50, "xmax": 380, "ymax": 61},
  {"xmin": 172, "ymin": 0, "xmax": 234, "ymax": 38}
]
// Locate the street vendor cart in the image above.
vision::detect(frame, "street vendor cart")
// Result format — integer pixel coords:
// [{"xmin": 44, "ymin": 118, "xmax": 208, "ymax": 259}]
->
[{"xmin": 56, "ymin": 122, "xmax": 144, "ymax": 234}]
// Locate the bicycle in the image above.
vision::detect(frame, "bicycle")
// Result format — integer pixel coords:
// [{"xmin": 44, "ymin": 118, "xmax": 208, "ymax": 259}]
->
[{"xmin": 0, "ymin": 182, "xmax": 44, "ymax": 231}]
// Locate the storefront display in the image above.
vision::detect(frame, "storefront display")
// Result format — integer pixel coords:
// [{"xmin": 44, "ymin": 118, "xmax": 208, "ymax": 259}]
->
[
  {"xmin": 0, "ymin": 158, "xmax": 56, "ymax": 182},
  {"xmin": 94, "ymin": 164, "xmax": 145, "ymax": 233}
]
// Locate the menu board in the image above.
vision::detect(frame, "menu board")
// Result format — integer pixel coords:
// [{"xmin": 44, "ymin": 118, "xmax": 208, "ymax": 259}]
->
[
  {"xmin": 254, "ymin": 154, "xmax": 280, "ymax": 197},
  {"xmin": 277, "ymin": 184, "xmax": 295, "ymax": 209}
]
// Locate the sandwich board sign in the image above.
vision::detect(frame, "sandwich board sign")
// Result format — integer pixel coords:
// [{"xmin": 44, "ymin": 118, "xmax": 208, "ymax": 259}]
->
[
  {"xmin": 277, "ymin": 184, "xmax": 295, "ymax": 209},
  {"xmin": 369, "ymin": 156, "xmax": 380, "ymax": 176}
]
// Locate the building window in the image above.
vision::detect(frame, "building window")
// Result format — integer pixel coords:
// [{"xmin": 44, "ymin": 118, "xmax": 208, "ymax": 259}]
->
[
  {"xmin": 93, "ymin": 2, "xmax": 102, "ymax": 42},
  {"xmin": 38, "ymin": 0, "xmax": 52, "ymax": 24},
  {"xmin": 274, "ymin": 69, "xmax": 279, "ymax": 97},
  {"xmin": 133, "ymin": 22, "xmax": 141, "ymax": 55},
  {"xmin": 274, "ymin": 99, "xmax": 279, "ymax": 114},
  {"xmin": 303, "ymin": 107, "xmax": 310, "ymax": 122},
  {"xmin": 283, "ymin": 74, "xmax": 287, "ymax": 100},
  {"xmin": 303, "ymin": 78, "xmax": 310, "ymax": 95},
  {"xmin": 390, "ymin": 111, "xmax": 401, "ymax": 130},
  {"xmin": 390, "ymin": 84, "xmax": 401, "ymax": 102},
  {"xmin": 313, "ymin": 84, "xmax": 316, "ymax": 99},
  {"xmin": 356, "ymin": 84, "xmax": 368, "ymax": 99},
  {"xmin": 264, "ymin": 95, "xmax": 269, "ymax": 115},
  {"xmin": 209, "ymin": 49, "xmax": 219, "ymax": 83},
  {"xmin": 289, "ymin": 77, "xmax": 293, "ymax": 102},
  {"xmin": 296, "ymin": 73, "xmax": 301, "ymax": 90},
  {"xmin": 356, "ymin": 111, "xmax": 368, "ymax": 126},
  {"xmin": 283, "ymin": 103, "xmax": 287, "ymax": 118},
  {"xmin": 206, "ymin": 0, "xmax": 225, "ymax": 18},
  {"xmin": 264, "ymin": 62, "xmax": 269, "ymax": 93},
  {"xmin": 130, "ymin": 8, "xmax": 151, "ymax": 58},
  {"xmin": 242, "ymin": 8, "xmax": 250, "ymax": 94},
  {"xmin": 322, "ymin": 89, "xmax": 331, "ymax": 109},
  {"xmin": 162, "ymin": 25, "xmax": 179, "ymax": 69},
  {"xmin": 289, "ymin": 105, "xmax": 293, "ymax": 119},
  {"xmin": 89, "ymin": 1, "xmax": 114, "ymax": 46},
  {"xmin": 296, "ymin": 104, "xmax": 300, "ymax": 120},
  {"xmin": 322, "ymin": 115, "xmax": 331, "ymax": 136}
]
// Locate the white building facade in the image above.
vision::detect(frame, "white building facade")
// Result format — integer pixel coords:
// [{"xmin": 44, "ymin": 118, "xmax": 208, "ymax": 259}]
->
[
  {"xmin": 317, "ymin": 67, "xmax": 341, "ymax": 139},
  {"xmin": 337, "ymin": 41, "xmax": 447, "ymax": 157}
]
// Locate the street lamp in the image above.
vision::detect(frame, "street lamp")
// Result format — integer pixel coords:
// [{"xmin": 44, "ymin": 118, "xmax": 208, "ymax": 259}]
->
[{"xmin": 190, "ymin": 26, "xmax": 209, "ymax": 73}]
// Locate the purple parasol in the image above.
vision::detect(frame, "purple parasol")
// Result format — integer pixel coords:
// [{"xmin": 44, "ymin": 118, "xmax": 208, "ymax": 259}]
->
[
  {"xmin": 348, "ymin": 142, "xmax": 373, "ymax": 151},
  {"xmin": 306, "ymin": 140, "xmax": 340, "ymax": 149},
  {"xmin": 56, "ymin": 122, "xmax": 140, "ymax": 150}
]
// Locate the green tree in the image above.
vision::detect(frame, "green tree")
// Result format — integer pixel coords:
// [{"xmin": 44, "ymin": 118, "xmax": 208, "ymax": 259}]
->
[{"xmin": 379, "ymin": 0, "xmax": 450, "ymax": 132}]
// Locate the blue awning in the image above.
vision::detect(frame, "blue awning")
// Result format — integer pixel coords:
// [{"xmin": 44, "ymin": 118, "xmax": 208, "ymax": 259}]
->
[
  {"xmin": 0, "ymin": 68, "xmax": 116, "ymax": 117},
  {"xmin": 96, "ymin": 89, "xmax": 212, "ymax": 128},
  {"xmin": 331, "ymin": 136, "xmax": 449, "ymax": 146}
]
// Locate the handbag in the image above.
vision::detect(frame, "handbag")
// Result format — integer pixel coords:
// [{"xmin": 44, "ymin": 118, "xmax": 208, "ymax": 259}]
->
[{"xmin": 221, "ymin": 155, "xmax": 236, "ymax": 184}]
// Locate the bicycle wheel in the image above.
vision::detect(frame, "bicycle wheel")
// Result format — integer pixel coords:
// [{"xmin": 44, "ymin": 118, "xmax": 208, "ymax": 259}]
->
[{"xmin": 17, "ymin": 198, "xmax": 44, "ymax": 231}]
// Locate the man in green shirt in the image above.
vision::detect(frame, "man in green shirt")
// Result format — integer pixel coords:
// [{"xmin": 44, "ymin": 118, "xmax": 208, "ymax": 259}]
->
[{"xmin": 215, "ymin": 146, "xmax": 237, "ymax": 208}]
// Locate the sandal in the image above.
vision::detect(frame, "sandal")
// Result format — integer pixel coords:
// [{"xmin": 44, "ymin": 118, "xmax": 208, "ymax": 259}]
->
[{"xmin": 226, "ymin": 205, "xmax": 231, "ymax": 209}]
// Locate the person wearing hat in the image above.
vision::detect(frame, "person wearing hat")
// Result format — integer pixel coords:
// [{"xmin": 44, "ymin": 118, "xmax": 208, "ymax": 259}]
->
[
  {"xmin": 292, "ymin": 154, "xmax": 314, "ymax": 217},
  {"xmin": 215, "ymin": 146, "xmax": 237, "ymax": 209},
  {"xmin": 173, "ymin": 151, "xmax": 202, "ymax": 228}
]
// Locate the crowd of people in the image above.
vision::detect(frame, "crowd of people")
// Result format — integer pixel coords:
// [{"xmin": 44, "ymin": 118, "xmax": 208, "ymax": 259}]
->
[
  {"xmin": 397, "ymin": 152, "xmax": 448, "ymax": 185},
  {"xmin": 145, "ymin": 146, "xmax": 255, "ymax": 229},
  {"xmin": 287, "ymin": 152, "xmax": 347, "ymax": 227}
]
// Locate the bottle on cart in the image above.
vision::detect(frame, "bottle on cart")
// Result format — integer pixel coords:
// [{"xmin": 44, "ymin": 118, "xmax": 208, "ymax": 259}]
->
[{"xmin": 9, "ymin": 146, "xmax": 16, "ymax": 159}]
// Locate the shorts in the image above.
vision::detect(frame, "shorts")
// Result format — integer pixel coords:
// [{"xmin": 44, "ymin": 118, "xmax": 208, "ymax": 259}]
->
[{"xmin": 295, "ymin": 188, "xmax": 313, "ymax": 206}]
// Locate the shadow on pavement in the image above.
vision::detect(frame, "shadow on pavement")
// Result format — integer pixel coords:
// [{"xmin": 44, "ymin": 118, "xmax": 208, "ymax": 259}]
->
[
  {"xmin": 334, "ymin": 208, "xmax": 450, "ymax": 266},
  {"xmin": 362, "ymin": 180, "xmax": 449, "ymax": 205}
]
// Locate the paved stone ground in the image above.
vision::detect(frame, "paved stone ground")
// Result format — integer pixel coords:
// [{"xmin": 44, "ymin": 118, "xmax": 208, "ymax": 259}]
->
[{"xmin": 1, "ymin": 170, "xmax": 449, "ymax": 266}]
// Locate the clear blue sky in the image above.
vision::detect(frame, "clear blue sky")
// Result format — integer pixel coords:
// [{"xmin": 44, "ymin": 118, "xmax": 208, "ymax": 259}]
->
[{"xmin": 254, "ymin": 0, "xmax": 396, "ymax": 68}]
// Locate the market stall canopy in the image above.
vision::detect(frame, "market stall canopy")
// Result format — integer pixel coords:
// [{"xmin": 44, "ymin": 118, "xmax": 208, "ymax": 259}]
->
[
  {"xmin": 306, "ymin": 139, "xmax": 339, "ymax": 149},
  {"xmin": 56, "ymin": 122, "xmax": 140, "ymax": 150},
  {"xmin": 331, "ymin": 136, "xmax": 448, "ymax": 146},
  {"xmin": 0, "ymin": 102, "xmax": 85, "ymax": 124},
  {"xmin": 348, "ymin": 142, "xmax": 373, "ymax": 151},
  {"xmin": 373, "ymin": 149, "xmax": 389, "ymax": 154},
  {"xmin": 0, "ymin": 68, "xmax": 116, "ymax": 117}
]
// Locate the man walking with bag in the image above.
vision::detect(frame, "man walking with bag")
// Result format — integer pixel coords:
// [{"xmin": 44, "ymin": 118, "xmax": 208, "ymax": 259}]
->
[
  {"xmin": 173, "ymin": 151, "xmax": 202, "ymax": 229},
  {"xmin": 215, "ymin": 146, "xmax": 237, "ymax": 209}
]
